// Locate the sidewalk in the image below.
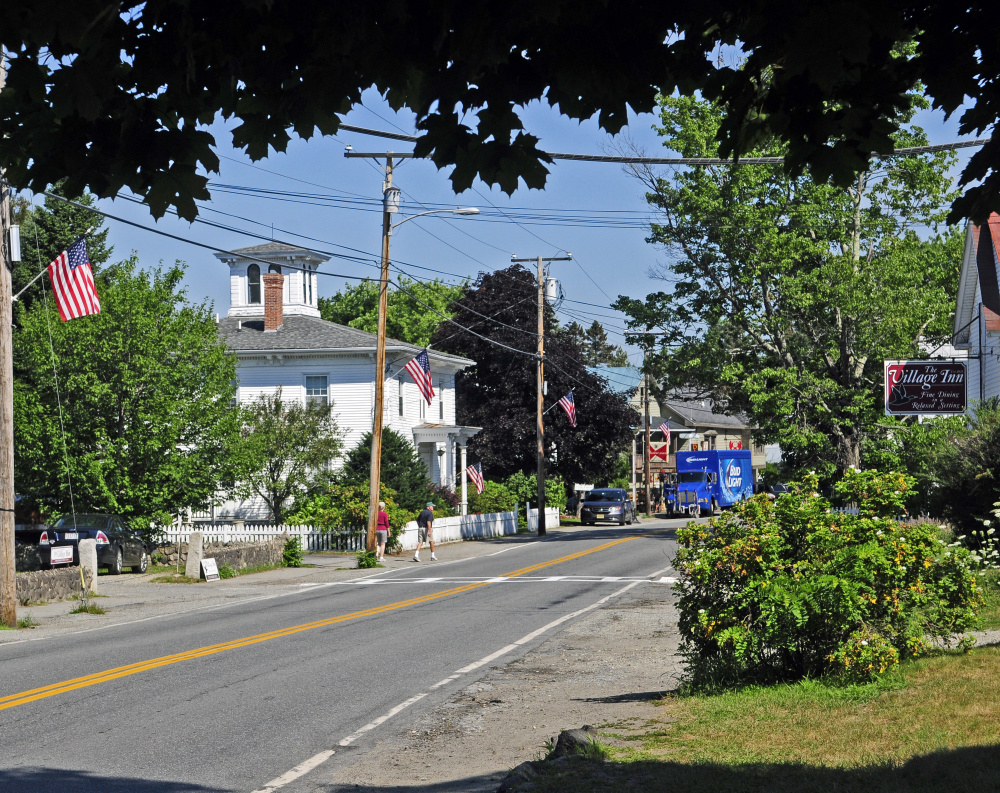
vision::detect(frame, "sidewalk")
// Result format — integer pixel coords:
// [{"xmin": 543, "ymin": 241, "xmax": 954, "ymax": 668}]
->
[{"xmin": 1, "ymin": 530, "xmax": 549, "ymax": 645}]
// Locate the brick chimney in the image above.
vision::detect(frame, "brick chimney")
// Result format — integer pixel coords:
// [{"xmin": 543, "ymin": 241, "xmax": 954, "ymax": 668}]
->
[{"xmin": 262, "ymin": 272, "xmax": 284, "ymax": 332}]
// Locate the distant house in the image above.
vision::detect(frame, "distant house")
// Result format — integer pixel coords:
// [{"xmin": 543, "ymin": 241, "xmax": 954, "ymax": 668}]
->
[
  {"xmin": 953, "ymin": 216, "xmax": 1000, "ymax": 403},
  {"xmin": 209, "ymin": 243, "xmax": 479, "ymax": 521},
  {"xmin": 591, "ymin": 366, "xmax": 768, "ymax": 481}
]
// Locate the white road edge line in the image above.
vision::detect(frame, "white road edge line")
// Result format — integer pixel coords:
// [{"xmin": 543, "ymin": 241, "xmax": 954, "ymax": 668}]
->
[
  {"xmin": 250, "ymin": 749, "xmax": 336, "ymax": 793},
  {"xmin": 255, "ymin": 577, "xmax": 645, "ymax": 792}
]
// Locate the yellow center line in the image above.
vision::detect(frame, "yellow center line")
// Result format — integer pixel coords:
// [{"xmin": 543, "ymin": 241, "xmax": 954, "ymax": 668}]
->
[{"xmin": 0, "ymin": 534, "xmax": 641, "ymax": 712}]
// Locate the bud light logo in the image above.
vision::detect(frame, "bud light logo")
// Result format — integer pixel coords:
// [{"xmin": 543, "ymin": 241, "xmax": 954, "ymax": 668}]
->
[{"xmin": 725, "ymin": 461, "xmax": 743, "ymax": 490}]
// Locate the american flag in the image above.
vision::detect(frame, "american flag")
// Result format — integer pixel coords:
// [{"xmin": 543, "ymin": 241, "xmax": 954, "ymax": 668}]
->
[
  {"xmin": 558, "ymin": 390, "xmax": 577, "ymax": 427},
  {"xmin": 405, "ymin": 349, "xmax": 435, "ymax": 405},
  {"xmin": 658, "ymin": 421, "xmax": 671, "ymax": 447},
  {"xmin": 48, "ymin": 239, "xmax": 101, "ymax": 321},
  {"xmin": 466, "ymin": 462, "xmax": 485, "ymax": 494}
]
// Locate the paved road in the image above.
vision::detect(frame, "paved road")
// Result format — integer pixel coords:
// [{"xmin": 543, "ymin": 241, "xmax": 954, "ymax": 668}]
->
[{"xmin": 0, "ymin": 521, "xmax": 682, "ymax": 792}]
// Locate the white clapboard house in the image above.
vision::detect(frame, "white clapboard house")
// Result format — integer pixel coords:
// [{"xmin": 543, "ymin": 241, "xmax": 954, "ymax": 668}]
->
[
  {"xmin": 210, "ymin": 242, "xmax": 479, "ymax": 521},
  {"xmin": 953, "ymin": 215, "xmax": 1000, "ymax": 403}
]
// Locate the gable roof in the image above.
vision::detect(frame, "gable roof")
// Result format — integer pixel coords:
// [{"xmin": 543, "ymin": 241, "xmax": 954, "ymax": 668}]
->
[
  {"xmin": 217, "ymin": 315, "xmax": 474, "ymax": 368},
  {"xmin": 955, "ymin": 216, "xmax": 1000, "ymax": 346}
]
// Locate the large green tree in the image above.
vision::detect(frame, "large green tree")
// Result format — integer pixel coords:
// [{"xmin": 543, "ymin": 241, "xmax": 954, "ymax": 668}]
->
[
  {"xmin": 235, "ymin": 391, "xmax": 343, "ymax": 525},
  {"xmin": 433, "ymin": 265, "xmax": 637, "ymax": 485},
  {"xmin": 339, "ymin": 428, "xmax": 434, "ymax": 513},
  {"xmin": 318, "ymin": 276, "xmax": 466, "ymax": 347},
  {"xmin": 4, "ymin": 3, "xmax": 1000, "ymax": 221},
  {"xmin": 14, "ymin": 259, "xmax": 240, "ymax": 533},
  {"xmin": 557, "ymin": 321, "xmax": 629, "ymax": 367},
  {"xmin": 615, "ymin": 95, "xmax": 961, "ymax": 478}
]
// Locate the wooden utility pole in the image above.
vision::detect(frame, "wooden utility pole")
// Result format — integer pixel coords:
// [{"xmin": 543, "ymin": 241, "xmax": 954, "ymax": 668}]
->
[
  {"xmin": 643, "ymin": 369, "xmax": 652, "ymax": 518},
  {"xmin": 0, "ymin": 54, "xmax": 16, "ymax": 627},
  {"xmin": 511, "ymin": 254, "xmax": 571, "ymax": 537},
  {"xmin": 366, "ymin": 155, "xmax": 394, "ymax": 552}
]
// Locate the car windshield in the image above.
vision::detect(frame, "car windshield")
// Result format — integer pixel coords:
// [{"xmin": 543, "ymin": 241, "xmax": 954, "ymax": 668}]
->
[
  {"xmin": 585, "ymin": 490, "xmax": 623, "ymax": 502},
  {"xmin": 771, "ymin": 485, "xmax": 790, "ymax": 494},
  {"xmin": 52, "ymin": 514, "xmax": 109, "ymax": 529},
  {"xmin": 678, "ymin": 472, "xmax": 709, "ymax": 483}
]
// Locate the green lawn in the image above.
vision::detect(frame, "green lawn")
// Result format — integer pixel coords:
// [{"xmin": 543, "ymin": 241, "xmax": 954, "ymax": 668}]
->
[
  {"xmin": 976, "ymin": 569, "xmax": 1000, "ymax": 630},
  {"xmin": 527, "ymin": 648, "xmax": 1000, "ymax": 792}
]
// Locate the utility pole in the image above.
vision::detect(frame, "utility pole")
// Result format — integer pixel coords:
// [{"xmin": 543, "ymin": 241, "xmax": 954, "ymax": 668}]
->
[
  {"xmin": 0, "ymin": 54, "xmax": 15, "ymax": 627},
  {"xmin": 511, "ymin": 254, "xmax": 571, "ymax": 537},
  {"xmin": 643, "ymin": 368, "xmax": 652, "ymax": 518},
  {"xmin": 365, "ymin": 155, "xmax": 395, "ymax": 553}
]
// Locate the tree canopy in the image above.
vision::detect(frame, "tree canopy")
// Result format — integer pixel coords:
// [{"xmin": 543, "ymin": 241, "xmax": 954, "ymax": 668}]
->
[
  {"xmin": 318, "ymin": 276, "xmax": 466, "ymax": 347},
  {"xmin": 433, "ymin": 265, "xmax": 637, "ymax": 485},
  {"xmin": 14, "ymin": 259, "xmax": 241, "ymax": 532},
  {"xmin": 557, "ymin": 321, "xmax": 629, "ymax": 367},
  {"xmin": 614, "ymin": 95, "xmax": 961, "ymax": 478},
  {"xmin": 339, "ymin": 428, "xmax": 435, "ymax": 514},
  {"xmin": 3, "ymin": 3, "xmax": 1000, "ymax": 221}
]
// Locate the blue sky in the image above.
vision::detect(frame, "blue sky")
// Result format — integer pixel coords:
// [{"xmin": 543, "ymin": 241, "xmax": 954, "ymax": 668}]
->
[{"xmin": 27, "ymin": 89, "xmax": 978, "ymax": 364}]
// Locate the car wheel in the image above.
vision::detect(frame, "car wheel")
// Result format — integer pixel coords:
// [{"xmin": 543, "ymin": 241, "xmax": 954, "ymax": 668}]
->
[
  {"xmin": 108, "ymin": 547, "xmax": 123, "ymax": 575},
  {"xmin": 132, "ymin": 551, "xmax": 148, "ymax": 573},
  {"xmin": 626, "ymin": 510, "xmax": 633, "ymax": 526}
]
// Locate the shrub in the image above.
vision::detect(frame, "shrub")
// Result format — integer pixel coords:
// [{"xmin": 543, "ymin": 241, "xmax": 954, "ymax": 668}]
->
[
  {"xmin": 287, "ymin": 483, "xmax": 413, "ymax": 551},
  {"xmin": 468, "ymin": 480, "xmax": 516, "ymax": 514},
  {"xmin": 504, "ymin": 471, "xmax": 568, "ymax": 511},
  {"xmin": 356, "ymin": 550, "xmax": 379, "ymax": 569},
  {"xmin": 282, "ymin": 536, "xmax": 304, "ymax": 568},
  {"xmin": 674, "ymin": 469, "xmax": 982, "ymax": 689},
  {"xmin": 217, "ymin": 562, "xmax": 237, "ymax": 579}
]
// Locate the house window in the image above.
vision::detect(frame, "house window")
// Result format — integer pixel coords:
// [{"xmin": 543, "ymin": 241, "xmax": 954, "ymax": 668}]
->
[
  {"xmin": 438, "ymin": 380, "xmax": 444, "ymax": 420},
  {"xmin": 305, "ymin": 376, "xmax": 328, "ymax": 408},
  {"xmin": 302, "ymin": 266, "xmax": 308, "ymax": 303},
  {"xmin": 268, "ymin": 264, "xmax": 282, "ymax": 274},
  {"xmin": 398, "ymin": 384, "xmax": 405, "ymax": 416},
  {"xmin": 247, "ymin": 264, "xmax": 261, "ymax": 304},
  {"xmin": 419, "ymin": 393, "xmax": 426, "ymax": 420}
]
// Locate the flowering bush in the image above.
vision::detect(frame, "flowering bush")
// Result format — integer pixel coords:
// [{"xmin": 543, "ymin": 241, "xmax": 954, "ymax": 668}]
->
[{"xmin": 674, "ymin": 469, "xmax": 981, "ymax": 688}]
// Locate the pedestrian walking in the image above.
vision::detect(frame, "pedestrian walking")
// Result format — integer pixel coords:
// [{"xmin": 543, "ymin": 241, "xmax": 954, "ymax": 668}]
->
[
  {"xmin": 376, "ymin": 501, "xmax": 389, "ymax": 562},
  {"xmin": 414, "ymin": 502, "xmax": 437, "ymax": 562}
]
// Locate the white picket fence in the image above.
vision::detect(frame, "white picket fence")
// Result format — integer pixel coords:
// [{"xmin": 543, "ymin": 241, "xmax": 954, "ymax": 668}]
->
[{"xmin": 160, "ymin": 506, "xmax": 561, "ymax": 553}]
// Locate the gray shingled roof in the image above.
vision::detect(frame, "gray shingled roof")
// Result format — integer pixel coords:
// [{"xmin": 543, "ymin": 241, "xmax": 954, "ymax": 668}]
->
[
  {"xmin": 231, "ymin": 242, "xmax": 317, "ymax": 256},
  {"xmin": 663, "ymin": 397, "xmax": 748, "ymax": 429},
  {"xmin": 218, "ymin": 315, "xmax": 473, "ymax": 366}
]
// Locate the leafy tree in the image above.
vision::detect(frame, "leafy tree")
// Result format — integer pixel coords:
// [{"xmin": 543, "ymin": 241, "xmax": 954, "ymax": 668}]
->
[
  {"xmin": 13, "ymin": 259, "xmax": 240, "ymax": 535},
  {"xmin": 558, "ymin": 321, "xmax": 629, "ymax": 367},
  {"xmin": 339, "ymin": 428, "xmax": 433, "ymax": 513},
  {"xmin": 616, "ymin": 95, "xmax": 961, "ymax": 479},
  {"xmin": 12, "ymin": 187, "xmax": 112, "ymax": 315},
  {"xmin": 504, "ymin": 471, "xmax": 568, "ymax": 511},
  {"xmin": 6, "ymin": 4, "xmax": 1000, "ymax": 221},
  {"xmin": 318, "ymin": 276, "xmax": 466, "ymax": 347},
  {"xmin": 433, "ymin": 267, "xmax": 638, "ymax": 485},
  {"xmin": 287, "ymin": 482, "xmax": 413, "ymax": 551},
  {"xmin": 468, "ymin": 481, "xmax": 516, "ymax": 515},
  {"xmin": 235, "ymin": 391, "xmax": 343, "ymax": 525}
]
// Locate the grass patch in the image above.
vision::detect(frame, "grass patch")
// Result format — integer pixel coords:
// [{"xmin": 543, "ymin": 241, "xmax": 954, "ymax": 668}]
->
[
  {"xmin": 151, "ymin": 573, "xmax": 201, "ymax": 584},
  {"xmin": 147, "ymin": 563, "xmax": 181, "ymax": 575},
  {"xmin": 528, "ymin": 648, "xmax": 1000, "ymax": 792},
  {"xmin": 69, "ymin": 602, "xmax": 106, "ymax": 615},
  {"xmin": 976, "ymin": 569, "xmax": 1000, "ymax": 630},
  {"xmin": 17, "ymin": 613, "xmax": 38, "ymax": 629}
]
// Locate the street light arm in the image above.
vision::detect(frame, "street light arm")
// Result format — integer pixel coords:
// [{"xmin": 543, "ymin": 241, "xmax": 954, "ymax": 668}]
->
[{"xmin": 390, "ymin": 207, "xmax": 479, "ymax": 233}]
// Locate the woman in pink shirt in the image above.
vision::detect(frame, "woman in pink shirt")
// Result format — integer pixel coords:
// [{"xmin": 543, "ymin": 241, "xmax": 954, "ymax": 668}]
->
[{"xmin": 376, "ymin": 501, "xmax": 390, "ymax": 562}]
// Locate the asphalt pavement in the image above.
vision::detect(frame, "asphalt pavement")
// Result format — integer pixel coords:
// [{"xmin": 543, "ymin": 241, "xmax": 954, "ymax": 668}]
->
[{"xmin": 0, "ymin": 519, "xmax": 683, "ymax": 792}]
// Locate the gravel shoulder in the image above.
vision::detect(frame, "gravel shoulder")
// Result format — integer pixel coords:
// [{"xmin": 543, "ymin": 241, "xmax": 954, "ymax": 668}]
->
[{"xmin": 318, "ymin": 582, "xmax": 682, "ymax": 792}]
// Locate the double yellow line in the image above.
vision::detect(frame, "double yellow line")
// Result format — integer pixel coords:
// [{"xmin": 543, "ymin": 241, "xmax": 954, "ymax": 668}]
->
[{"xmin": 0, "ymin": 535, "xmax": 639, "ymax": 713}]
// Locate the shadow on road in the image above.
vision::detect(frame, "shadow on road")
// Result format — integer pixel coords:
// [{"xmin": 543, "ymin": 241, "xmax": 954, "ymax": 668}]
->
[
  {"xmin": 573, "ymin": 689, "xmax": 671, "ymax": 703},
  {"xmin": 0, "ymin": 768, "xmax": 230, "ymax": 793}
]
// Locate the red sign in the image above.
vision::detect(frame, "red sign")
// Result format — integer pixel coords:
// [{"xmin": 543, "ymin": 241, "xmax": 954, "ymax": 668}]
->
[
  {"xmin": 728, "ymin": 440, "xmax": 743, "ymax": 450},
  {"xmin": 884, "ymin": 360, "xmax": 967, "ymax": 415},
  {"xmin": 649, "ymin": 444, "xmax": 668, "ymax": 460}
]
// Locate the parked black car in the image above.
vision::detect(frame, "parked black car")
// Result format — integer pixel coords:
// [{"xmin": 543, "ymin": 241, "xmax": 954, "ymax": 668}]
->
[
  {"xmin": 45, "ymin": 514, "xmax": 149, "ymax": 574},
  {"xmin": 580, "ymin": 488, "xmax": 635, "ymax": 526}
]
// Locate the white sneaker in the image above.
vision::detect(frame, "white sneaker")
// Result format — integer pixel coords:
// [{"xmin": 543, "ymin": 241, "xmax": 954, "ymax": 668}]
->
[
  {"xmin": 412, "ymin": 554, "xmax": 420, "ymax": 562},
  {"xmin": 430, "ymin": 553, "xmax": 437, "ymax": 561}
]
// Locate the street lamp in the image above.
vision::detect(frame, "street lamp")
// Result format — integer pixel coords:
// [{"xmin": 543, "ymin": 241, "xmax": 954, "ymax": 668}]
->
[{"xmin": 366, "ymin": 175, "xmax": 479, "ymax": 552}]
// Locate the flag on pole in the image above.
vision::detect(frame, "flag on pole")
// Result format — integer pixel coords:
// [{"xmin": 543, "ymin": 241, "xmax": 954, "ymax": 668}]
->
[
  {"xmin": 466, "ymin": 462, "xmax": 485, "ymax": 494},
  {"xmin": 658, "ymin": 421, "xmax": 671, "ymax": 448},
  {"xmin": 405, "ymin": 349, "xmax": 435, "ymax": 405},
  {"xmin": 558, "ymin": 390, "xmax": 577, "ymax": 427},
  {"xmin": 48, "ymin": 238, "xmax": 101, "ymax": 321}
]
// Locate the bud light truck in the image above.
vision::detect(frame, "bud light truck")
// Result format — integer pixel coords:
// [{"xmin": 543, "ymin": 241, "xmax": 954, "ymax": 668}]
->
[{"xmin": 667, "ymin": 450, "xmax": 754, "ymax": 517}]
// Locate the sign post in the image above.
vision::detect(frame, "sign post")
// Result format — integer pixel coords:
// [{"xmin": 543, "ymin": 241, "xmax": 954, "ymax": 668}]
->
[{"xmin": 884, "ymin": 360, "xmax": 967, "ymax": 416}]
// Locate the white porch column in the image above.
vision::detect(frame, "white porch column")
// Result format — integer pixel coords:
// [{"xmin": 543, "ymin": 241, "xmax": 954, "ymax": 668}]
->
[{"xmin": 460, "ymin": 441, "xmax": 468, "ymax": 515}]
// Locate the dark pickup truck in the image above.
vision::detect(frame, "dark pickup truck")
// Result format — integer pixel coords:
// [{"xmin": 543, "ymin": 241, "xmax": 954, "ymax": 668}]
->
[{"xmin": 16, "ymin": 514, "xmax": 149, "ymax": 574}]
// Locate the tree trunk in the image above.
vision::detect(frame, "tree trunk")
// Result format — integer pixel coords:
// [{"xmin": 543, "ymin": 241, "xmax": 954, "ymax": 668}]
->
[{"xmin": 835, "ymin": 429, "xmax": 861, "ymax": 475}]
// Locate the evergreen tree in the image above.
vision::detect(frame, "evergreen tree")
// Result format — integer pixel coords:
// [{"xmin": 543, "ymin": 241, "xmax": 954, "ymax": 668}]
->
[
  {"xmin": 339, "ymin": 428, "xmax": 433, "ymax": 513},
  {"xmin": 559, "ymin": 320, "xmax": 629, "ymax": 367}
]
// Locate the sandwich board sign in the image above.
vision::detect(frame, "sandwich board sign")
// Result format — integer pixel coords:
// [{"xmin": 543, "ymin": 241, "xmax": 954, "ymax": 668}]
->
[
  {"xmin": 884, "ymin": 360, "xmax": 967, "ymax": 416},
  {"xmin": 201, "ymin": 557, "xmax": 220, "ymax": 582}
]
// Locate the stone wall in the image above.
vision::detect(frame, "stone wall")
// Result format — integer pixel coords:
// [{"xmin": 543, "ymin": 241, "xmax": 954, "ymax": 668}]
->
[
  {"xmin": 154, "ymin": 537, "xmax": 286, "ymax": 573},
  {"xmin": 15, "ymin": 543, "xmax": 43, "ymax": 573},
  {"xmin": 16, "ymin": 566, "xmax": 94, "ymax": 605}
]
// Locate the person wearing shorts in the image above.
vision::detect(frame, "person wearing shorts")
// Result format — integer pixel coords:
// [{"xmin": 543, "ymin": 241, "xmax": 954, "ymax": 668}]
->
[
  {"xmin": 414, "ymin": 502, "xmax": 436, "ymax": 562},
  {"xmin": 376, "ymin": 501, "xmax": 389, "ymax": 562}
]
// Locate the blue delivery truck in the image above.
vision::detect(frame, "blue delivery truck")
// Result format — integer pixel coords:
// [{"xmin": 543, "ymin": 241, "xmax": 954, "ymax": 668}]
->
[{"xmin": 667, "ymin": 450, "xmax": 754, "ymax": 517}]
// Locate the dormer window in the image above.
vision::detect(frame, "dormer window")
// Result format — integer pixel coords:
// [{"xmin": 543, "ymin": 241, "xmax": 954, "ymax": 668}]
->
[{"xmin": 247, "ymin": 264, "xmax": 261, "ymax": 304}]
